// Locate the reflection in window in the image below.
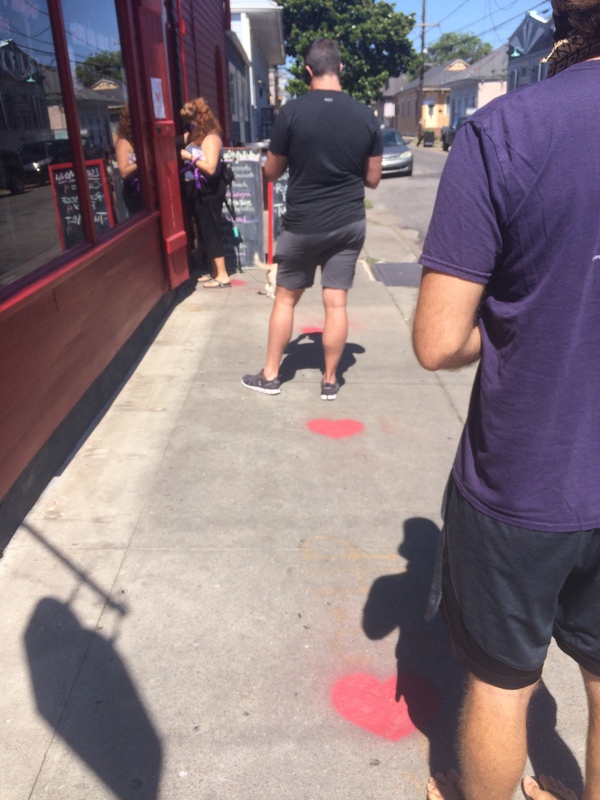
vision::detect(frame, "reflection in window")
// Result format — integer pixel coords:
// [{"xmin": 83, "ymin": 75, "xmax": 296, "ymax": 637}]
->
[
  {"xmin": 61, "ymin": 0, "xmax": 143, "ymax": 226},
  {"xmin": 0, "ymin": 0, "xmax": 144, "ymax": 294},
  {"xmin": 0, "ymin": 2, "xmax": 67, "ymax": 288}
]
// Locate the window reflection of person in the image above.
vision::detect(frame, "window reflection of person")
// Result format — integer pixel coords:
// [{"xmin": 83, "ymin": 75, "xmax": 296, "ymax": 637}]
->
[
  {"xmin": 179, "ymin": 98, "xmax": 230, "ymax": 288},
  {"xmin": 115, "ymin": 105, "xmax": 141, "ymax": 216}
]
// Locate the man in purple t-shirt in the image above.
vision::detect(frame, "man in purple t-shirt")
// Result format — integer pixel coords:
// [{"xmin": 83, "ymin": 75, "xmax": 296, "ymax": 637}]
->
[{"xmin": 413, "ymin": 2, "xmax": 600, "ymax": 799}]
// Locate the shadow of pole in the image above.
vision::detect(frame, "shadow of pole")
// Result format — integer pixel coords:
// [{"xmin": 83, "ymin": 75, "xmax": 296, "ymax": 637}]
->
[
  {"xmin": 20, "ymin": 523, "xmax": 162, "ymax": 798},
  {"xmin": 21, "ymin": 523, "xmax": 127, "ymax": 615},
  {"xmin": 25, "ymin": 598, "xmax": 163, "ymax": 799}
]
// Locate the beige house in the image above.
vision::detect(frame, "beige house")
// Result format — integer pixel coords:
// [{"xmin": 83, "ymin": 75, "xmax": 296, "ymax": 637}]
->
[
  {"xmin": 393, "ymin": 59, "xmax": 469, "ymax": 138},
  {"xmin": 443, "ymin": 46, "xmax": 508, "ymax": 127}
]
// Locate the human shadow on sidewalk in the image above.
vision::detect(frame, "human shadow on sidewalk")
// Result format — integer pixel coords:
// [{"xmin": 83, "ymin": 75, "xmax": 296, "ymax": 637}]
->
[
  {"xmin": 25, "ymin": 597, "xmax": 162, "ymax": 799},
  {"xmin": 528, "ymin": 681, "xmax": 584, "ymax": 796},
  {"xmin": 363, "ymin": 517, "xmax": 464, "ymax": 774},
  {"xmin": 278, "ymin": 332, "xmax": 365, "ymax": 385},
  {"xmin": 363, "ymin": 517, "xmax": 585, "ymax": 784}
]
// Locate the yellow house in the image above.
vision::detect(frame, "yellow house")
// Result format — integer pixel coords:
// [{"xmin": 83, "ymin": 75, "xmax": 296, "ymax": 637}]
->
[{"xmin": 393, "ymin": 59, "xmax": 469, "ymax": 138}]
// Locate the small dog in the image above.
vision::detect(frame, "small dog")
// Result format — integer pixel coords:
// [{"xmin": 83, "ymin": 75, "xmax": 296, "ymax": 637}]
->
[
  {"xmin": 264, "ymin": 263, "xmax": 277, "ymax": 298},
  {"xmin": 256, "ymin": 261, "xmax": 277, "ymax": 298}
]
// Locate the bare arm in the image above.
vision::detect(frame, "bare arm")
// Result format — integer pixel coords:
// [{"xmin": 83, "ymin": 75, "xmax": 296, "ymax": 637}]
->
[
  {"xmin": 412, "ymin": 267, "xmax": 485, "ymax": 371},
  {"xmin": 264, "ymin": 151, "xmax": 288, "ymax": 182},
  {"xmin": 115, "ymin": 138, "xmax": 137, "ymax": 179},
  {"xmin": 191, "ymin": 133, "xmax": 222, "ymax": 176},
  {"xmin": 364, "ymin": 155, "xmax": 382, "ymax": 189}
]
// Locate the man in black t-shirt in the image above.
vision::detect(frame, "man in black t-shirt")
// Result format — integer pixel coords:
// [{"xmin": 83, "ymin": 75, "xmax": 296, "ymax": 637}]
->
[{"xmin": 242, "ymin": 38, "xmax": 382, "ymax": 400}]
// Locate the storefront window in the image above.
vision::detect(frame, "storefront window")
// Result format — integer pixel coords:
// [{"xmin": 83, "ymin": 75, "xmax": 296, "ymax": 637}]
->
[
  {"xmin": 61, "ymin": 0, "xmax": 144, "ymax": 227},
  {"xmin": 0, "ymin": 0, "xmax": 68, "ymax": 288},
  {"xmin": 0, "ymin": 0, "xmax": 143, "ymax": 294}
]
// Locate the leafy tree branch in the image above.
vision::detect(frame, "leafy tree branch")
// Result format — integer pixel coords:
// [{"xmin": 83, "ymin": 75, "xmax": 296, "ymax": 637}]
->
[{"xmin": 281, "ymin": 0, "xmax": 415, "ymax": 103}]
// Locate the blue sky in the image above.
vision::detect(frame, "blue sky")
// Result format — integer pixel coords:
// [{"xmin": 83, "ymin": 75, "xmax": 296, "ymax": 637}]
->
[{"xmin": 394, "ymin": 0, "xmax": 553, "ymax": 51}]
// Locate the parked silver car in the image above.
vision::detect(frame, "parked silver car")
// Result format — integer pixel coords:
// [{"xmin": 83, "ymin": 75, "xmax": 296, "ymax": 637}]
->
[{"xmin": 380, "ymin": 129, "xmax": 413, "ymax": 177}]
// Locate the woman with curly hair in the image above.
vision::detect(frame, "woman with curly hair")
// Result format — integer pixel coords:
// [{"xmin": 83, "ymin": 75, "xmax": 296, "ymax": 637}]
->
[
  {"xmin": 115, "ymin": 104, "xmax": 141, "ymax": 217},
  {"xmin": 180, "ymin": 97, "xmax": 230, "ymax": 288}
]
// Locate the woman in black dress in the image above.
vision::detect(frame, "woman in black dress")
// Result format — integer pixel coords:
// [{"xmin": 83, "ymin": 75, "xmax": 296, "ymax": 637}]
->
[{"xmin": 180, "ymin": 98, "xmax": 229, "ymax": 288}]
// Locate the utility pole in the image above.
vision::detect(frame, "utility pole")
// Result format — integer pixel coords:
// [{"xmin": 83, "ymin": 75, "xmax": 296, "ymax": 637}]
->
[{"xmin": 416, "ymin": 0, "xmax": 426, "ymax": 130}]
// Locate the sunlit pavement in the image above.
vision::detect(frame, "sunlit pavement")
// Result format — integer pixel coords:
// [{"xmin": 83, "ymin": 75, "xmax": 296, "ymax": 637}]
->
[{"xmin": 0, "ymin": 214, "xmax": 587, "ymax": 800}]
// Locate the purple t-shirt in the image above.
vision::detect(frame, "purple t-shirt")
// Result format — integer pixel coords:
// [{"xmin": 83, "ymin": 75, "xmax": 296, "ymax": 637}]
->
[{"xmin": 420, "ymin": 60, "xmax": 600, "ymax": 532}]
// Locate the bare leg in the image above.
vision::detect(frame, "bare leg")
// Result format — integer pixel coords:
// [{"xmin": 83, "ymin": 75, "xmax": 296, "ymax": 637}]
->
[
  {"xmin": 212, "ymin": 256, "xmax": 229, "ymax": 283},
  {"xmin": 202, "ymin": 256, "xmax": 230, "ymax": 286},
  {"xmin": 582, "ymin": 666, "xmax": 600, "ymax": 800},
  {"xmin": 322, "ymin": 287, "xmax": 348, "ymax": 384},
  {"xmin": 458, "ymin": 674, "xmax": 537, "ymax": 800},
  {"xmin": 263, "ymin": 286, "xmax": 303, "ymax": 380}
]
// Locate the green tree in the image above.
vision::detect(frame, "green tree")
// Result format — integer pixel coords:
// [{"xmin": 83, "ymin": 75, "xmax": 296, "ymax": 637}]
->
[
  {"xmin": 407, "ymin": 32, "xmax": 492, "ymax": 80},
  {"xmin": 427, "ymin": 32, "xmax": 492, "ymax": 65},
  {"xmin": 281, "ymin": 0, "xmax": 415, "ymax": 103},
  {"xmin": 76, "ymin": 50, "xmax": 123, "ymax": 87}
]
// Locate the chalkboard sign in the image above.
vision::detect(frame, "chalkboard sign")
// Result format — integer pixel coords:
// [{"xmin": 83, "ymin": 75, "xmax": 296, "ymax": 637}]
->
[
  {"xmin": 49, "ymin": 159, "xmax": 114, "ymax": 250},
  {"xmin": 221, "ymin": 147, "xmax": 263, "ymax": 270},
  {"xmin": 272, "ymin": 170, "xmax": 288, "ymax": 242}
]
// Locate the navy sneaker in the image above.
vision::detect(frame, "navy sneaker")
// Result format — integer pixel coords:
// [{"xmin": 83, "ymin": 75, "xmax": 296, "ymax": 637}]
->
[
  {"xmin": 320, "ymin": 380, "xmax": 340, "ymax": 400},
  {"xmin": 242, "ymin": 370, "xmax": 281, "ymax": 395}
]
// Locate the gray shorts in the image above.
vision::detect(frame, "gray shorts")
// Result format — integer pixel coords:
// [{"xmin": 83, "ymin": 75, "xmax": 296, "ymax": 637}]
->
[
  {"xmin": 440, "ymin": 475, "xmax": 600, "ymax": 688},
  {"xmin": 274, "ymin": 219, "xmax": 366, "ymax": 291}
]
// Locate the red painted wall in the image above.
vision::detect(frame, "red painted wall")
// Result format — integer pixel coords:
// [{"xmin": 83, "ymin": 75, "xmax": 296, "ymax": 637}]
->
[
  {"xmin": 179, "ymin": 0, "xmax": 231, "ymax": 140},
  {"xmin": 0, "ymin": 218, "xmax": 167, "ymax": 500},
  {"xmin": 0, "ymin": 0, "xmax": 231, "ymax": 508}
]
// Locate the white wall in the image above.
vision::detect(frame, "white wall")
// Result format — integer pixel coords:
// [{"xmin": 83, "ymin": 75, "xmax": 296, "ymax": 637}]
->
[{"xmin": 478, "ymin": 81, "xmax": 506, "ymax": 108}]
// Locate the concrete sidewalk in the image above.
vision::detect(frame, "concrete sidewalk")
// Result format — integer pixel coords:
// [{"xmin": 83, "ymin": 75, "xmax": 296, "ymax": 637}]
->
[{"xmin": 0, "ymin": 217, "xmax": 588, "ymax": 800}]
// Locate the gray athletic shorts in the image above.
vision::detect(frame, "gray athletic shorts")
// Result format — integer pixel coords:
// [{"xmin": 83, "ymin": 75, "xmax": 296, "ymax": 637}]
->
[
  {"xmin": 439, "ymin": 475, "xmax": 600, "ymax": 689},
  {"xmin": 274, "ymin": 219, "xmax": 366, "ymax": 291}
]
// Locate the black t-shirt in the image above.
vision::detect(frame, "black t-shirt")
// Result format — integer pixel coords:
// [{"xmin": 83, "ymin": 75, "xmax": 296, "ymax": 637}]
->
[{"xmin": 269, "ymin": 90, "xmax": 383, "ymax": 233}]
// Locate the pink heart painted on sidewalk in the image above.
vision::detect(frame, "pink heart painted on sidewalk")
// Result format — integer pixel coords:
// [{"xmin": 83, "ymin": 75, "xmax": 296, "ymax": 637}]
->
[
  {"xmin": 332, "ymin": 673, "xmax": 440, "ymax": 741},
  {"xmin": 307, "ymin": 419, "xmax": 364, "ymax": 438},
  {"xmin": 301, "ymin": 326, "xmax": 323, "ymax": 334},
  {"xmin": 230, "ymin": 279, "xmax": 246, "ymax": 286}
]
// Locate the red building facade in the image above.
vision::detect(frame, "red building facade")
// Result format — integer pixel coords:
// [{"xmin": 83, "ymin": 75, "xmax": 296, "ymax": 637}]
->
[
  {"xmin": 174, "ymin": 0, "xmax": 231, "ymax": 139},
  {"xmin": 0, "ymin": 0, "xmax": 231, "ymax": 547}
]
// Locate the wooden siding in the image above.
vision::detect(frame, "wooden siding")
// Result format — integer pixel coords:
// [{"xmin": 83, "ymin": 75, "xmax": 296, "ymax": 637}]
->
[
  {"xmin": 0, "ymin": 219, "xmax": 167, "ymax": 499},
  {"xmin": 178, "ymin": 0, "xmax": 231, "ymax": 140}
]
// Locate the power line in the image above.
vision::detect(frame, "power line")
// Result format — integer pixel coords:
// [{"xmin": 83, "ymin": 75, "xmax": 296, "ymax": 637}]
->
[
  {"xmin": 438, "ymin": 0, "xmax": 477, "ymax": 26},
  {"xmin": 471, "ymin": 3, "xmax": 550, "ymax": 38},
  {"xmin": 491, "ymin": 0, "xmax": 522, "ymax": 10},
  {"xmin": 414, "ymin": 0, "xmax": 550, "ymax": 44},
  {"xmin": 454, "ymin": 1, "xmax": 548, "ymax": 34}
]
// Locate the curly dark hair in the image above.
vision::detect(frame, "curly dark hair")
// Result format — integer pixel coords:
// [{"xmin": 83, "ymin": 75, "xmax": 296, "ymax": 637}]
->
[
  {"xmin": 116, "ymin": 104, "xmax": 133, "ymax": 142},
  {"xmin": 180, "ymin": 97, "xmax": 222, "ymax": 144},
  {"xmin": 552, "ymin": 0, "xmax": 600, "ymax": 40}
]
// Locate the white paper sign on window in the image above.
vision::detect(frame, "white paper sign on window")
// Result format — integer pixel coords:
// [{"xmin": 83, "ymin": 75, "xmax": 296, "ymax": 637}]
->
[{"xmin": 151, "ymin": 77, "xmax": 166, "ymax": 119}]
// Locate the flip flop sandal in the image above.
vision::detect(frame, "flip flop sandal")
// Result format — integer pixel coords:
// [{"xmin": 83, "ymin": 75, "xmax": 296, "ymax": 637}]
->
[
  {"xmin": 521, "ymin": 777, "xmax": 578, "ymax": 800},
  {"xmin": 203, "ymin": 279, "xmax": 231, "ymax": 289}
]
